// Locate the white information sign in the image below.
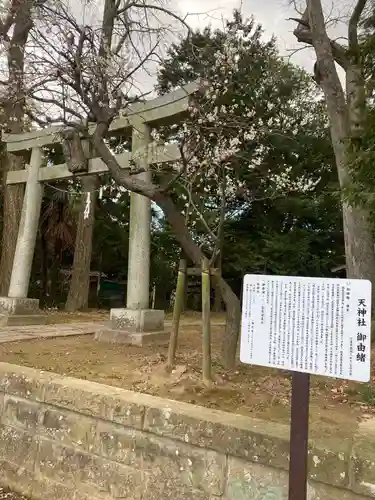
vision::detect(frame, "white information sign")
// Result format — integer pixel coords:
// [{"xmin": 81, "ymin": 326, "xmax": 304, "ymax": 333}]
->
[{"xmin": 240, "ymin": 275, "xmax": 371, "ymax": 382}]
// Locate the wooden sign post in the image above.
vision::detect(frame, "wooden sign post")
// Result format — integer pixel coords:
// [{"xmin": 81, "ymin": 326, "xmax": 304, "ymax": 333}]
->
[{"xmin": 240, "ymin": 275, "xmax": 372, "ymax": 500}]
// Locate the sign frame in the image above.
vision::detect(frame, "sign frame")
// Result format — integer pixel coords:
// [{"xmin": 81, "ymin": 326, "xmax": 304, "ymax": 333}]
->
[{"xmin": 240, "ymin": 274, "xmax": 372, "ymax": 500}]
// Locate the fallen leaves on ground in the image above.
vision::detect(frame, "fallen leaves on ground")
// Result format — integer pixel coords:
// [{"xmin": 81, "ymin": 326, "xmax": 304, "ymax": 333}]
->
[{"xmin": 0, "ymin": 488, "xmax": 29, "ymax": 500}]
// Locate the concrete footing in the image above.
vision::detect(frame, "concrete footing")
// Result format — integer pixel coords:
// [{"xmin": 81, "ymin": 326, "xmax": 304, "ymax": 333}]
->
[
  {"xmin": 0, "ymin": 297, "xmax": 48, "ymax": 326},
  {"xmin": 95, "ymin": 328, "xmax": 170, "ymax": 346},
  {"xmin": 95, "ymin": 308, "xmax": 170, "ymax": 346}
]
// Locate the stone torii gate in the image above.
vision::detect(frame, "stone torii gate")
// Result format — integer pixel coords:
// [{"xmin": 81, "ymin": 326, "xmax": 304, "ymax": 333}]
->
[{"xmin": 0, "ymin": 82, "xmax": 198, "ymax": 346}]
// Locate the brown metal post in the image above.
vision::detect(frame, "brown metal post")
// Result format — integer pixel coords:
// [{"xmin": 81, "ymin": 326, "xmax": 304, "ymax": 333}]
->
[{"xmin": 288, "ymin": 372, "xmax": 310, "ymax": 500}]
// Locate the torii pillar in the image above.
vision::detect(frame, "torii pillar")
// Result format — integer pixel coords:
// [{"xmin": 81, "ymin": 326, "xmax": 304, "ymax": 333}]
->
[
  {"xmin": 96, "ymin": 122, "xmax": 169, "ymax": 346},
  {"xmin": 0, "ymin": 146, "xmax": 48, "ymax": 325}
]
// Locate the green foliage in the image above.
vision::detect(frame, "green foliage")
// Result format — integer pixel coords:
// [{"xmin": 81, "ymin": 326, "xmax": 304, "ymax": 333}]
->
[
  {"xmin": 157, "ymin": 11, "xmax": 277, "ymax": 95},
  {"xmin": 223, "ymin": 192, "xmax": 343, "ymax": 280},
  {"xmin": 92, "ymin": 177, "xmax": 130, "ymax": 279},
  {"xmin": 346, "ymin": 2, "xmax": 375, "ymax": 213},
  {"xmin": 360, "ymin": 384, "xmax": 375, "ymax": 405},
  {"xmin": 346, "ymin": 111, "xmax": 375, "ymax": 212},
  {"xmin": 157, "ymin": 10, "xmax": 344, "ymax": 284},
  {"xmin": 150, "ymin": 218, "xmax": 180, "ymax": 308}
]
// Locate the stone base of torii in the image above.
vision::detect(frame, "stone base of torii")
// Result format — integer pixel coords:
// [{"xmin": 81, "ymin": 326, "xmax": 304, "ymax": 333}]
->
[{"xmin": 0, "ymin": 82, "xmax": 198, "ymax": 341}]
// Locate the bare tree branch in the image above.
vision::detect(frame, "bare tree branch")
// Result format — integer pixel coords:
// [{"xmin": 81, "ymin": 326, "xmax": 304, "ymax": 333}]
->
[
  {"xmin": 291, "ymin": 7, "xmax": 349, "ymax": 69},
  {"xmin": 177, "ymin": 181, "xmax": 217, "ymax": 241},
  {"xmin": 120, "ymin": 2, "xmax": 191, "ymax": 33},
  {"xmin": 91, "ymin": 123, "xmax": 160, "ymax": 196},
  {"xmin": 349, "ymin": 0, "xmax": 368, "ymax": 50}
]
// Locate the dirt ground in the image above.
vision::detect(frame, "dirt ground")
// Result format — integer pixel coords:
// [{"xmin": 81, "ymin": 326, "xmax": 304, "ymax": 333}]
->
[
  {"xmin": 46, "ymin": 309, "xmax": 110, "ymax": 324},
  {"xmin": 0, "ymin": 313, "xmax": 373, "ymax": 440}
]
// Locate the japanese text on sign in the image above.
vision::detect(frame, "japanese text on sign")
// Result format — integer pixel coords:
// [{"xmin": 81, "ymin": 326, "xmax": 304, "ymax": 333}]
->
[{"xmin": 240, "ymin": 275, "xmax": 371, "ymax": 382}]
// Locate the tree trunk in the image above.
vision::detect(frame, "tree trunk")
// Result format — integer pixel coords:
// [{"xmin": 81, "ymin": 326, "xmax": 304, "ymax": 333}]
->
[
  {"xmin": 213, "ymin": 252, "xmax": 223, "ymax": 312},
  {"xmin": 39, "ymin": 225, "xmax": 49, "ymax": 307},
  {"xmin": 65, "ymin": 176, "xmax": 98, "ymax": 311},
  {"xmin": 323, "ymin": 65, "xmax": 375, "ymax": 290},
  {"xmin": 0, "ymin": 1, "xmax": 33, "ymax": 296},
  {"xmin": 154, "ymin": 192, "xmax": 241, "ymax": 369},
  {"xmin": 0, "ymin": 156, "xmax": 24, "ymax": 295},
  {"xmin": 213, "ymin": 288, "xmax": 222, "ymax": 312},
  {"xmin": 213, "ymin": 171, "xmax": 226, "ymax": 312},
  {"xmin": 50, "ymin": 238, "xmax": 63, "ymax": 307},
  {"xmin": 306, "ymin": 0, "xmax": 375, "ymax": 305},
  {"xmin": 343, "ymin": 61, "xmax": 375, "ymax": 287},
  {"xmin": 217, "ymin": 275, "xmax": 241, "ymax": 367}
]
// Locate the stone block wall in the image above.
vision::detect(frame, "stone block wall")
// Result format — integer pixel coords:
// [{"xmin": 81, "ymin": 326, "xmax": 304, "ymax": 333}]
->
[{"xmin": 0, "ymin": 362, "xmax": 372, "ymax": 500}]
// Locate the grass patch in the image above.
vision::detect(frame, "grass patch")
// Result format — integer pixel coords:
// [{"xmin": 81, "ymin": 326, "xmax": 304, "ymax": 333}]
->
[{"xmin": 360, "ymin": 384, "xmax": 375, "ymax": 405}]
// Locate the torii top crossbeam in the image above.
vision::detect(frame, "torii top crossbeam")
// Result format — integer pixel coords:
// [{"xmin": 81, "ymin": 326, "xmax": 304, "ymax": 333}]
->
[
  {"xmin": 4, "ymin": 81, "xmax": 199, "ymax": 152},
  {"xmin": 4, "ymin": 81, "xmax": 199, "ymax": 186}
]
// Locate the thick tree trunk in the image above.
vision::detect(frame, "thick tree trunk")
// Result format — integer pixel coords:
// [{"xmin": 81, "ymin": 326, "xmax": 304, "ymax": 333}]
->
[
  {"xmin": 213, "ymin": 289, "xmax": 222, "ymax": 312},
  {"xmin": 306, "ymin": 0, "xmax": 375, "ymax": 305},
  {"xmin": 216, "ymin": 274, "xmax": 241, "ymax": 367},
  {"xmin": 329, "ymin": 109, "xmax": 375, "ymax": 291},
  {"xmin": 323, "ymin": 67, "xmax": 375, "ymax": 290},
  {"xmin": 0, "ymin": 156, "xmax": 24, "ymax": 295},
  {"xmin": 343, "ymin": 63, "xmax": 375, "ymax": 286},
  {"xmin": 65, "ymin": 176, "xmax": 98, "ymax": 311},
  {"xmin": 329, "ymin": 95, "xmax": 375, "ymax": 287},
  {"xmin": 0, "ymin": 1, "xmax": 33, "ymax": 295}
]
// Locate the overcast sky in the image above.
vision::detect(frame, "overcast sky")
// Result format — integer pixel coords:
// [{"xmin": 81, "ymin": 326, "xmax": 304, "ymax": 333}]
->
[
  {"xmin": 173, "ymin": 0, "xmax": 349, "ymax": 82},
  {"xmin": 175, "ymin": 1, "xmax": 312, "ymax": 69},
  {"xmin": 67, "ymin": 0, "xmax": 350, "ymax": 97}
]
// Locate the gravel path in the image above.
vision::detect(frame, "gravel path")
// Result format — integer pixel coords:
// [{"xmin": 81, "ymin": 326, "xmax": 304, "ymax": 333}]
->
[{"xmin": 0, "ymin": 488, "xmax": 29, "ymax": 500}]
